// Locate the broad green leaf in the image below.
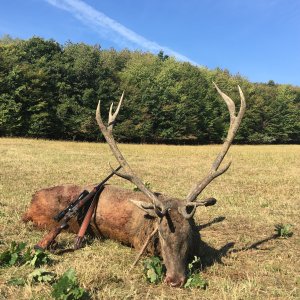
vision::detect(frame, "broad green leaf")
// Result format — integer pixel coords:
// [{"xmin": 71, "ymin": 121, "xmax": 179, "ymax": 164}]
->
[{"xmin": 7, "ymin": 277, "xmax": 26, "ymax": 286}]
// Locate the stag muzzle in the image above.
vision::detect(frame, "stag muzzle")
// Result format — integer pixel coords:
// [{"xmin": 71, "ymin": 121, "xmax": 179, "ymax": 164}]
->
[{"xmin": 164, "ymin": 273, "xmax": 186, "ymax": 288}]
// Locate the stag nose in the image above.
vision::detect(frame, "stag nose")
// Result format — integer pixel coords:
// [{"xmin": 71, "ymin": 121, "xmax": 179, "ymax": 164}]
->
[{"xmin": 165, "ymin": 275, "xmax": 186, "ymax": 288}]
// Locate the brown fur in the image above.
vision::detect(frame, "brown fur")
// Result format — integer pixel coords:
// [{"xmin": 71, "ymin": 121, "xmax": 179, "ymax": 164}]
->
[
  {"xmin": 23, "ymin": 185, "xmax": 158, "ymax": 250},
  {"xmin": 23, "ymin": 184, "xmax": 87, "ymax": 232}
]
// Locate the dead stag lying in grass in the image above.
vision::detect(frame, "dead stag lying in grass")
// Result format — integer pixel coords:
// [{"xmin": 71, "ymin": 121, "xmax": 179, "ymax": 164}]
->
[{"xmin": 23, "ymin": 83, "xmax": 246, "ymax": 287}]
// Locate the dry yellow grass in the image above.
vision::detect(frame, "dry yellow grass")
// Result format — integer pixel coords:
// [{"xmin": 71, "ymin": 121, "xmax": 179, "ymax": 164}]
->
[{"xmin": 0, "ymin": 138, "xmax": 299, "ymax": 299}]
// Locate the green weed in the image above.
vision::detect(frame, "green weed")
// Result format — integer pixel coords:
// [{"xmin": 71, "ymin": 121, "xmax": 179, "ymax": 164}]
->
[
  {"xmin": 184, "ymin": 256, "xmax": 208, "ymax": 289},
  {"xmin": 143, "ymin": 256, "xmax": 164, "ymax": 284},
  {"xmin": 275, "ymin": 224, "xmax": 293, "ymax": 238},
  {"xmin": 0, "ymin": 242, "xmax": 27, "ymax": 267},
  {"xmin": 0, "ymin": 242, "xmax": 52, "ymax": 268},
  {"xmin": 29, "ymin": 268, "xmax": 56, "ymax": 284},
  {"xmin": 6, "ymin": 277, "xmax": 27, "ymax": 287},
  {"xmin": 7, "ymin": 269, "xmax": 56, "ymax": 287},
  {"xmin": 51, "ymin": 268, "xmax": 89, "ymax": 300},
  {"xmin": 26, "ymin": 248, "xmax": 52, "ymax": 268},
  {"xmin": 143, "ymin": 256, "xmax": 208, "ymax": 289}
]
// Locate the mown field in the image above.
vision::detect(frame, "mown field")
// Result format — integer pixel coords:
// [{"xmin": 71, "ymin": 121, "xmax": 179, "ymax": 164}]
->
[{"xmin": 0, "ymin": 138, "xmax": 299, "ymax": 299}]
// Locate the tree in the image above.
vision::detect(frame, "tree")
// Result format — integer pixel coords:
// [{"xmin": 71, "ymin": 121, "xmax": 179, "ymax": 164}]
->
[
  {"xmin": 0, "ymin": 35, "xmax": 299, "ymax": 144},
  {"xmin": 157, "ymin": 50, "xmax": 169, "ymax": 62}
]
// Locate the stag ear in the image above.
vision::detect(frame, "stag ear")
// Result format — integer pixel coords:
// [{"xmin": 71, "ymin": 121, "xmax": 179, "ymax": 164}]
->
[
  {"xmin": 178, "ymin": 198, "xmax": 217, "ymax": 219},
  {"xmin": 129, "ymin": 200, "xmax": 158, "ymax": 218}
]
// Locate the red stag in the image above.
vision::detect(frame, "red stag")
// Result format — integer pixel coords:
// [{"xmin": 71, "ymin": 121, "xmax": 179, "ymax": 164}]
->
[{"xmin": 23, "ymin": 83, "xmax": 246, "ymax": 287}]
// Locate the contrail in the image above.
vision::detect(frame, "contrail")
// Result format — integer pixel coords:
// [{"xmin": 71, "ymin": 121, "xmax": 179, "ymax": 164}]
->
[{"xmin": 45, "ymin": 0, "xmax": 199, "ymax": 65}]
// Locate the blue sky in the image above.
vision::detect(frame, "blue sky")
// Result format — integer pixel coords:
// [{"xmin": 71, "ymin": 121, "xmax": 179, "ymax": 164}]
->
[{"xmin": 0, "ymin": 0, "xmax": 299, "ymax": 86}]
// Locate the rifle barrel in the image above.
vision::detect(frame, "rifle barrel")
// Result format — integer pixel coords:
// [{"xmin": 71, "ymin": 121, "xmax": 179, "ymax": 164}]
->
[{"xmin": 95, "ymin": 165, "xmax": 122, "ymax": 189}]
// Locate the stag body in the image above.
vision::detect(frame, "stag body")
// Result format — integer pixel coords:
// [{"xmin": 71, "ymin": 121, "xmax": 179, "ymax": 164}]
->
[
  {"xmin": 23, "ymin": 83, "xmax": 246, "ymax": 287},
  {"xmin": 23, "ymin": 184, "xmax": 201, "ymax": 287}
]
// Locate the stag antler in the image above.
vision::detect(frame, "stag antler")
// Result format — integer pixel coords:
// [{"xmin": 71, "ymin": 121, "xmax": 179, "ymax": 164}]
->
[
  {"xmin": 186, "ymin": 82, "xmax": 246, "ymax": 203},
  {"xmin": 95, "ymin": 92, "xmax": 165, "ymax": 215}
]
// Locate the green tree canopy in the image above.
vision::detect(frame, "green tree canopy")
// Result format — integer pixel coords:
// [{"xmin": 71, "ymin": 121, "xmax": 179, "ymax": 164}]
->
[{"xmin": 0, "ymin": 36, "xmax": 299, "ymax": 144}]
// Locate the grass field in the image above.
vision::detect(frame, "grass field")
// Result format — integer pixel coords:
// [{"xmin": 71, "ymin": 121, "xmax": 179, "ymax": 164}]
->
[{"xmin": 0, "ymin": 138, "xmax": 299, "ymax": 299}]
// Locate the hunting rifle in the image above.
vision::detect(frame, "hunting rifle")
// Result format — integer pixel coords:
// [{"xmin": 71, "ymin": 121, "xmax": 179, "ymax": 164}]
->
[{"xmin": 35, "ymin": 165, "xmax": 122, "ymax": 250}]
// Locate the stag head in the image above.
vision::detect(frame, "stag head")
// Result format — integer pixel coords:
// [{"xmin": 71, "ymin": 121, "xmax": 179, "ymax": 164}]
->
[{"xmin": 95, "ymin": 83, "xmax": 246, "ymax": 287}]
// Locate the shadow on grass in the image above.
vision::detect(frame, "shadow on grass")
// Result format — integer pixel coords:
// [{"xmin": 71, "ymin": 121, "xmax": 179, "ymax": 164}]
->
[
  {"xmin": 196, "ymin": 217, "xmax": 285, "ymax": 270},
  {"xmin": 197, "ymin": 218, "xmax": 233, "ymax": 270},
  {"xmin": 229, "ymin": 233, "xmax": 283, "ymax": 253},
  {"xmin": 50, "ymin": 236, "xmax": 96, "ymax": 255},
  {"xmin": 196, "ymin": 216, "xmax": 226, "ymax": 231}
]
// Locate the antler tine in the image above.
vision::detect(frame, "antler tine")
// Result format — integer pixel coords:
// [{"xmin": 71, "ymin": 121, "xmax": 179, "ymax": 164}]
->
[
  {"xmin": 186, "ymin": 83, "xmax": 246, "ymax": 202},
  {"xmin": 238, "ymin": 85, "xmax": 246, "ymax": 115},
  {"xmin": 96, "ymin": 93, "xmax": 164, "ymax": 211},
  {"xmin": 108, "ymin": 92, "xmax": 124, "ymax": 128},
  {"xmin": 213, "ymin": 82, "xmax": 236, "ymax": 125}
]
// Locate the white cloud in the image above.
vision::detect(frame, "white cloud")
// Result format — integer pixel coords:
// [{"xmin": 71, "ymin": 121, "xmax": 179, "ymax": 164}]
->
[{"xmin": 45, "ymin": 0, "xmax": 198, "ymax": 65}]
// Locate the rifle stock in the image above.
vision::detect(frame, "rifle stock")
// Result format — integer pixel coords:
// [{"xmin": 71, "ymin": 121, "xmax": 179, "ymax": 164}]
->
[{"xmin": 35, "ymin": 224, "xmax": 67, "ymax": 250}]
